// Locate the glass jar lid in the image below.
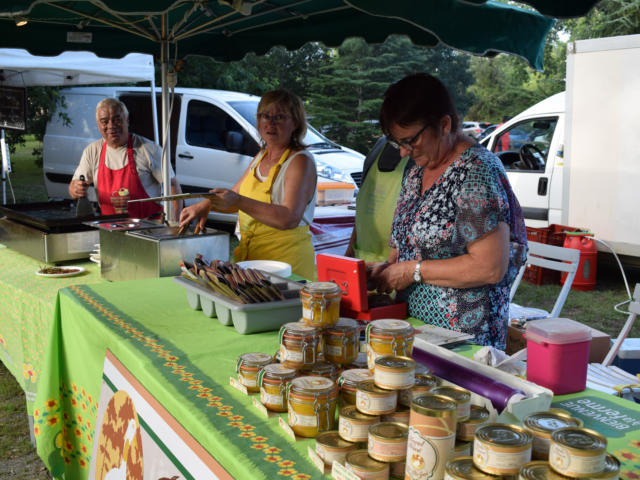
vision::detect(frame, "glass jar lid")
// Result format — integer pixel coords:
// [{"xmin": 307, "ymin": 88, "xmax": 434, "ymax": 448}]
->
[
  {"xmin": 236, "ymin": 352, "xmax": 273, "ymax": 372},
  {"xmin": 301, "ymin": 281, "xmax": 342, "ymax": 296},
  {"xmin": 289, "ymin": 375, "xmax": 336, "ymax": 395}
]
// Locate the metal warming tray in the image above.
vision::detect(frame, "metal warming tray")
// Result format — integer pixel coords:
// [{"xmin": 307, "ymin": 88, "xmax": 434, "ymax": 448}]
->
[
  {"xmin": 0, "ymin": 200, "xmax": 124, "ymax": 263},
  {"xmin": 97, "ymin": 223, "xmax": 230, "ymax": 281}
]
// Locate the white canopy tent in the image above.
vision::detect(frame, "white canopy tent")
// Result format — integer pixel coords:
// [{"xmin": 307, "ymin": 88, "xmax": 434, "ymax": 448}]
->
[{"xmin": 0, "ymin": 49, "xmax": 157, "ymax": 204}]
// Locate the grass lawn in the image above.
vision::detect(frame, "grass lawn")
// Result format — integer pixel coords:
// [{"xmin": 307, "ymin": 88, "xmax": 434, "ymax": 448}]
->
[{"xmin": 1, "ymin": 137, "xmax": 639, "ymax": 477}]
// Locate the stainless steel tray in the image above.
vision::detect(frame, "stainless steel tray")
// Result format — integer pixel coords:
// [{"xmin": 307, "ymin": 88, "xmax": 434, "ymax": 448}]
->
[
  {"xmin": 86, "ymin": 218, "xmax": 163, "ymax": 232},
  {"xmin": 173, "ymin": 274, "xmax": 303, "ymax": 334}
]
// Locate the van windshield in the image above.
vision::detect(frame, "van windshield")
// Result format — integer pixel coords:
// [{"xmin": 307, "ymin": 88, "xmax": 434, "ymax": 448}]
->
[{"xmin": 228, "ymin": 100, "xmax": 335, "ymax": 148}]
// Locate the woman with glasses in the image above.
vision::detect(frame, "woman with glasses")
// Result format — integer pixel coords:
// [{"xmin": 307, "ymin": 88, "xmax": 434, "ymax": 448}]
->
[
  {"xmin": 369, "ymin": 73, "xmax": 527, "ymax": 349},
  {"xmin": 179, "ymin": 89, "xmax": 317, "ymax": 279}
]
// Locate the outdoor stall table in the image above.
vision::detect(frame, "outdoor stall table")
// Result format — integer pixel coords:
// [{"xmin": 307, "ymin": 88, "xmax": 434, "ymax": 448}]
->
[{"xmin": 0, "ymin": 243, "xmax": 104, "ymax": 415}]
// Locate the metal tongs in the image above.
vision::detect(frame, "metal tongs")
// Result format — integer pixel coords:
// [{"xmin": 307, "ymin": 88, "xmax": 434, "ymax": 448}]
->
[
  {"xmin": 176, "ymin": 223, "xmax": 202, "ymax": 236},
  {"xmin": 128, "ymin": 192, "xmax": 216, "ymax": 204}
]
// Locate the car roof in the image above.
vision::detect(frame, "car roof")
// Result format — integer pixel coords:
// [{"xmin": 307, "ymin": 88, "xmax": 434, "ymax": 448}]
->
[{"xmin": 57, "ymin": 85, "xmax": 261, "ymax": 103}]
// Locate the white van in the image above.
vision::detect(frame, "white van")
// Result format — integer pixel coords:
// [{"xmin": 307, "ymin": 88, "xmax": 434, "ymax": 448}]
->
[{"xmin": 43, "ymin": 86, "xmax": 364, "ymax": 224}]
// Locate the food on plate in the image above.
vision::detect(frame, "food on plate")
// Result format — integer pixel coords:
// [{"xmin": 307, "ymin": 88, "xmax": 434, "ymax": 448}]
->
[{"xmin": 37, "ymin": 267, "xmax": 81, "ymax": 275}]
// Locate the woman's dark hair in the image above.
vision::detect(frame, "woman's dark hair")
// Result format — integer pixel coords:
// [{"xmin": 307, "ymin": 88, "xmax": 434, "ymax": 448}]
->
[{"xmin": 380, "ymin": 73, "xmax": 459, "ymax": 135}]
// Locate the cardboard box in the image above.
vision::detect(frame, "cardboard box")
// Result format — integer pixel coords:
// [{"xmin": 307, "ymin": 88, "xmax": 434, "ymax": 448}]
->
[{"xmin": 506, "ymin": 324, "xmax": 527, "ymax": 355}]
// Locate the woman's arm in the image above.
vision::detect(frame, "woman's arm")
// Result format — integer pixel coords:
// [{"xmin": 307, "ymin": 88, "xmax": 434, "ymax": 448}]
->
[
  {"xmin": 372, "ymin": 222, "xmax": 510, "ymax": 292},
  {"xmin": 208, "ymin": 152, "xmax": 317, "ymax": 230}
]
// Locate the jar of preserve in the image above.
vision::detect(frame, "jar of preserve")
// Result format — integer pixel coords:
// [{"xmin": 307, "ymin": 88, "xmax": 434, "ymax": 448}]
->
[
  {"xmin": 337, "ymin": 368, "xmax": 373, "ymax": 406},
  {"xmin": 236, "ymin": 352, "xmax": 273, "ymax": 393},
  {"xmin": 366, "ymin": 319, "xmax": 414, "ymax": 370},
  {"xmin": 300, "ymin": 281, "xmax": 342, "ymax": 328},
  {"xmin": 302, "ymin": 361, "xmax": 339, "ymax": 381},
  {"xmin": 324, "ymin": 318, "xmax": 360, "ymax": 365},
  {"xmin": 279, "ymin": 322, "xmax": 321, "ymax": 370},
  {"xmin": 258, "ymin": 363, "xmax": 297, "ymax": 412},
  {"xmin": 287, "ymin": 376, "xmax": 338, "ymax": 438}
]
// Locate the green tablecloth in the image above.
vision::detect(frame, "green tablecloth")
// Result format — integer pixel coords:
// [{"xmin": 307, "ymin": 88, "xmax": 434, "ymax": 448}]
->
[{"xmin": 0, "ymin": 245, "xmax": 104, "ymax": 414}]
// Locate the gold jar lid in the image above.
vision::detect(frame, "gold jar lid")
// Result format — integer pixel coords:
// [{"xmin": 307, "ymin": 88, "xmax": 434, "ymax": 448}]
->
[
  {"xmin": 326, "ymin": 317, "xmax": 360, "ymax": 335},
  {"xmin": 357, "ymin": 379, "xmax": 394, "ymax": 395},
  {"xmin": 367, "ymin": 319, "xmax": 414, "ymax": 338},
  {"xmin": 475, "ymin": 423, "xmax": 532, "ymax": 448},
  {"xmin": 316, "ymin": 430, "xmax": 356, "ymax": 450},
  {"xmin": 551, "ymin": 427, "xmax": 607, "ymax": 452},
  {"xmin": 518, "ymin": 461, "xmax": 569, "ymax": 480},
  {"xmin": 301, "ymin": 281, "xmax": 342, "ymax": 297},
  {"xmin": 444, "ymin": 456, "xmax": 502, "ymax": 480},
  {"xmin": 340, "ymin": 405, "xmax": 380, "ymax": 423},
  {"xmin": 413, "ymin": 373, "xmax": 439, "ymax": 388},
  {"xmin": 430, "ymin": 385, "xmax": 471, "ymax": 404},
  {"xmin": 524, "ymin": 411, "xmax": 582, "ymax": 437},
  {"xmin": 369, "ymin": 422, "xmax": 408, "ymax": 441},
  {"xmin": 375, "ymin": 355, "xmax": 416, "ymax": 371},
  {"xmin": 289, "ymin": 376, "xmax": 336, "ymax": 396},
  {"xmin": 411, "ymin": 393, "xmax": 457, "ymax": 417},
  {"xmin": 346, "ymin": 449, "xmax": 388, "ymax": 472},
  {"xmin": 236, "ymin": 352, "xmax": 273, "ymax": 372}
]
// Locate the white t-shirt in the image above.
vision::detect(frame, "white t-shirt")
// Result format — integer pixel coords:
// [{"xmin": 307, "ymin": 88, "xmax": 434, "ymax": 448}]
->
[{"xmin": 72, "ymin": 133, "xmax": 174, "ymax": 199}]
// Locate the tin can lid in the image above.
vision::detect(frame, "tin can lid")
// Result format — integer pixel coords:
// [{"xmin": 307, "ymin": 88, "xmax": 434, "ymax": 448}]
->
[
  {"xmin": 597, "ymin": 454, "xmax": 621, "ymax": 477},
  {"xmin": 411, "ymin": 394, "xmax": 457, "ymax": 417},
  {"xmin": 475, "ymin": 423, "xmax": 532, "ymax": 447},
  {"xmin": 461, "ymin": 405, "xmax": 490, "ymax": 424},
  {"xmin": 369, "ymin": 422, "xmax": 408, "ymax": 439},
  {"xmin": 430, "ymin": 385, "xmax": 471, "ymax": 403},
  {"xmin": 340, "ymin": 405, "xmax": 379, "ymax": 422},
  {"xmin": 444, "ymin": 456, "xmax": 500, "ymax": 480},
  {"xmin": 523, "ymin": 411, "xmax": 581, "ymax": 434},
  {"xmin": 357, "ymin": 379, "xmax": 392, "ymax": 395},
  {"xmin": 413, "ymin": 373, "xmax": 439, "ymax": 388},
  {"xmin": 346, "ymin": 449, "xmax": 388, "ymax": 472},
  {"xmin": 375, "ymin": 355, "xmax": 416, "ymax": 370},
  {"xmin": 316, "ymin": 430, "xmax": 356, "ymax": 449},
  {"xmin": 301, "ymin": 281, "xmax": 341, "ymax": 295},
  {"xmin": 518, "ymin": 461, "xmax": 568, "ymax": 480},
  {"xmin": 290, "ymin": 376, "xmax": 336, "ymax": 394},
  {"xmin": 551, "ymin": 427, "xmax": 607, "ymax": 451}
]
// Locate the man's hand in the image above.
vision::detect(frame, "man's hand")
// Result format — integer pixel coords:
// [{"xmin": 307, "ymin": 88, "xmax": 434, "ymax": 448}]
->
[{"xmin": 69, "ymin": 178, "xmax": 88, "ymax": 199}]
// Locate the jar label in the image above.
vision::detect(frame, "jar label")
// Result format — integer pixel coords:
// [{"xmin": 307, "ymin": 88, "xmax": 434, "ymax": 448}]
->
[
  {"xmin": 549, "ymin": 443, "xmax": 605, "ymax": 475},
  {"xmin": 239, "ymin": 373, "xmax": 257, "ymax": 388},
  {"xmin": 326, "ymin": 344, "xmax": 343, "ymax": 357},
  {"xmin": 405, "ymin": 426, "xmax": 455, "ymax": 480},
  {"xmin": 260, "ymin": 389, "xmax": 283, "ymax": 407},
  {"xmin": 289, "ymin": 409, "xmax": 317, "ymax": 428},
  {"xmin": 473, "ymin": 440, "xmax": 531, "ymax": 471},
  {"xmin": 281, "ymin": 346, "xmax": 303, "ymax": 363}
]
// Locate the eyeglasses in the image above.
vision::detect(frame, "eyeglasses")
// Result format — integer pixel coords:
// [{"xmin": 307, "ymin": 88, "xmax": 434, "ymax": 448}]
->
[
  {"xmin": 387, "ymin": 124, "xmax": 429, "ymax": 152},
  {"xmin": 258, "ymin": 112, "xmax": 290, "ymax": 124}
]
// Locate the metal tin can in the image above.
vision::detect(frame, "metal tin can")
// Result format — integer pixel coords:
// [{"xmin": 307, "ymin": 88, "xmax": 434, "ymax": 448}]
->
[
  {"xmin": 325, "ymin": 317, "xmax": 360, "ymax": 365},
  {"xmin": 473, "ymin": 423, "xmax": 533, "ymax": 475},
  {"xmin": 338, "ymin": 405, "xmax": 380, "ymax": 443},
  {"xmin": 356, "ymin": 379, "xmax": 398, "ymax": 415},
  {"xmin": 300, "ymin": 281, "xmax": 342, "ymax": 328},
  {"xmin": 587, "ymin": 454, "xmax": 620, "ymax": 480},
  {"xmin": 374, "ymin": 355, "xmax": 416, "ymax": 390},
  {"xmin": 406, "ymin": 394, "xmax": 458, "ymax": 480},
  {"xmin": 390, "ymin": 460, "xmax": 406, "ymax": 479},
  {"xmin": 315, "ymin": 430, "xmax": 358, "ymax": 466},
  {"xmin": 454, "ymin": 441, "xmax": 472, "ymax": 459},
  {"xmin": 258, "ymin": 363, "xmax": 297, "ymax": 412},
  {"xmin": 236, "ymin": 352, "xmax": 273, "ymax": 393},
  {"xmin": 457, "ymin": 405, "xmax": 491, "ymax": 442},
  {"xmin": 338, "ymin": 368, "xmax": 373, "ymax": 406},
  {"xmin": 366, "ymin": 319, "xmax": 414, "ymax": 370},
  {"xmin": 519, "ymin": 460, "xmax": 575, "ymax": 480},
  {"xmin": 523, "ymin": 412, "xmax": 583, "ymax": 460},
  {"xmin": 368, "ymin": 422, "xmax": 409, "ymax": 463},
  {"xmin": 549, "ymin": 427, "xmax": 607, "ymax": 477},
  {"xmin": 444, "ymin": 456, "xmax": 503, "ymax": 480},
  {"xmin": 287, "ymin": 376, "xmax": 338, "ymax": 438},
  {"xmin": 399, "ymin": 373, "xmax": 440, "ymax": 407},
  {"xmin": 382, "ymin": 405, "xmax": 410, "ymax": 425},
  {"xmin": 279, "ymin": 322, "xmax": 321, "ymax": 370},
  {"xmin": 431, "ymin": 386, "xmax": 472, "ymax": 421},
  {"xmin": 345, "ymin": 449, "xmax": 390, "ymax": 479}
]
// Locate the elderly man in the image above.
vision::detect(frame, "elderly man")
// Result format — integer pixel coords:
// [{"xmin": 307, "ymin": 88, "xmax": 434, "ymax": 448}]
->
[{"xmin": 69, "ymin": 97, "xmax": 182, "ymax": 219}]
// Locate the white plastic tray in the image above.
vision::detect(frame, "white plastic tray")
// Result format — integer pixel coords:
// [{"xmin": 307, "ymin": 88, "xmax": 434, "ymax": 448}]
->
[{"xmin": 174, "ymin": 273, "xmax": 303, "ymax": 334}]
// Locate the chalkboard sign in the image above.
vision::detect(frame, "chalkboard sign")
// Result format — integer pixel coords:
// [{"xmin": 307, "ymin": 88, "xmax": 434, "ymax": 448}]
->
[{"xmin": 0, "ymin": 86, "xmax": 27, "ymax": 131}]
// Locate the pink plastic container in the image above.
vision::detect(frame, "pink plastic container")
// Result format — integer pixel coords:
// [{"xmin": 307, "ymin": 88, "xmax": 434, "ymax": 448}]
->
[{"xmin": 525, "ymin": 318, "xmax": 592, "ymax": 394}]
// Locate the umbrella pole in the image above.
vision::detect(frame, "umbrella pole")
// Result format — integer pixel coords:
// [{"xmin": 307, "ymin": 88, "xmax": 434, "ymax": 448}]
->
[{"xmin": 161, "ymin": 13, "xmax": 172, "ymax": 223}]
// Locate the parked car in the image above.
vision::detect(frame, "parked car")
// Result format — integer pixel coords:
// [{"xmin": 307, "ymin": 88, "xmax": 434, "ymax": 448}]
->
[
  {"xmin": 43, "ymin": 86, "xmax": 365, "ymax": 224},
  {"xmin": 477, "ymin": 123, "xmax": 498, "ymax": 141},
  {"xmin": 462, "ymin": 121, "xmax": 491, "ymax": 138}
]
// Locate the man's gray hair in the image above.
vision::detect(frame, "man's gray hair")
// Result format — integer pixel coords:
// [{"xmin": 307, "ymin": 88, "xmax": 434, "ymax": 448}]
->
[{"xmin": 96, "ymin": 97, "xmax": 129, "ymax": 119}]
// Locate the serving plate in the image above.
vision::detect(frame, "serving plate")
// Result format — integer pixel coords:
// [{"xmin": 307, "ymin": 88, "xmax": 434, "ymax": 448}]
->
[
  {"xmin": 35, "ymin": 266, "xmax": 86, "ymax": 278},
  {"xmin": 235, "ymin": 260, "xmax": 292, "ymax": 278}
]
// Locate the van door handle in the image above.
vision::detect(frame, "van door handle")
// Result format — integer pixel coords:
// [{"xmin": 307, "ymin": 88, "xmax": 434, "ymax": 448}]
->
[
  {"xmin": 537, "ymin": 177, "xmax": 548, "ymax": 196},
  {"xmin": 178, "ymin": 152, "xmax": 194, "ymax": 159}
]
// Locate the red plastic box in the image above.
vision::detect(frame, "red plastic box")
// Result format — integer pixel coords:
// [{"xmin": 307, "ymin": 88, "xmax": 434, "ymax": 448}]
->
[{"xmin": 525, "ymin": 318, "xmax": 592, "ymax": 394}]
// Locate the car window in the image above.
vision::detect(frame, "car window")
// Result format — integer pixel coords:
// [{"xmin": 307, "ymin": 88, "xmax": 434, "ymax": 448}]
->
[
  {"xmin": 492, "ymin": 117, "xmax": 558, "ymax": 172},
  {"xmin": 186, "ymin": 100, "xmax": 258, "ymax": 155}
]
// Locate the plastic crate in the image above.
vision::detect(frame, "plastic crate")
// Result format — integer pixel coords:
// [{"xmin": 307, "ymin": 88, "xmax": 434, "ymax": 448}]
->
[{"xmin": 523, "ymin": 225, "xmax": 579, "ymax": 285}]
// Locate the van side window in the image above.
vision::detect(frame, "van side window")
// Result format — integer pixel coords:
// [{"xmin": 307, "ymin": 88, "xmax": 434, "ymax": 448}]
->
[
  {"xmin": 186, "ymin": 100, "xmax": 258, "ymax": 155},
  {"xmin": 492, "ymin": 118, "xmax": 557, "ymax": 172}
]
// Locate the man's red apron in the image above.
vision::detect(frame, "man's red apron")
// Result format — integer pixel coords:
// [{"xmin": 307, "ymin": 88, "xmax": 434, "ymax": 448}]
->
[{"xmin": 97, "ymin": 135, "xmax": 163, "ymax": 218}]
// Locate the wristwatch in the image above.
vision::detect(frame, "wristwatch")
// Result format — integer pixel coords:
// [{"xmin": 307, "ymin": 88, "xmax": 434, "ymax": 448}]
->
[{"xmin": 413, "ymin": 261, "xmax": 422, "ymax": 283}]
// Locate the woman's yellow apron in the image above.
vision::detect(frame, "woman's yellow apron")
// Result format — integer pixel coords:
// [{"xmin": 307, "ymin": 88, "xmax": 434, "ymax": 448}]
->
[
  {"xmin": 354, "ymin": 155, "xmax": 409, "ymax": 262},
  {"xmin": 235, "ymin": 148, "xmax": 316, "ymax": 279}
]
